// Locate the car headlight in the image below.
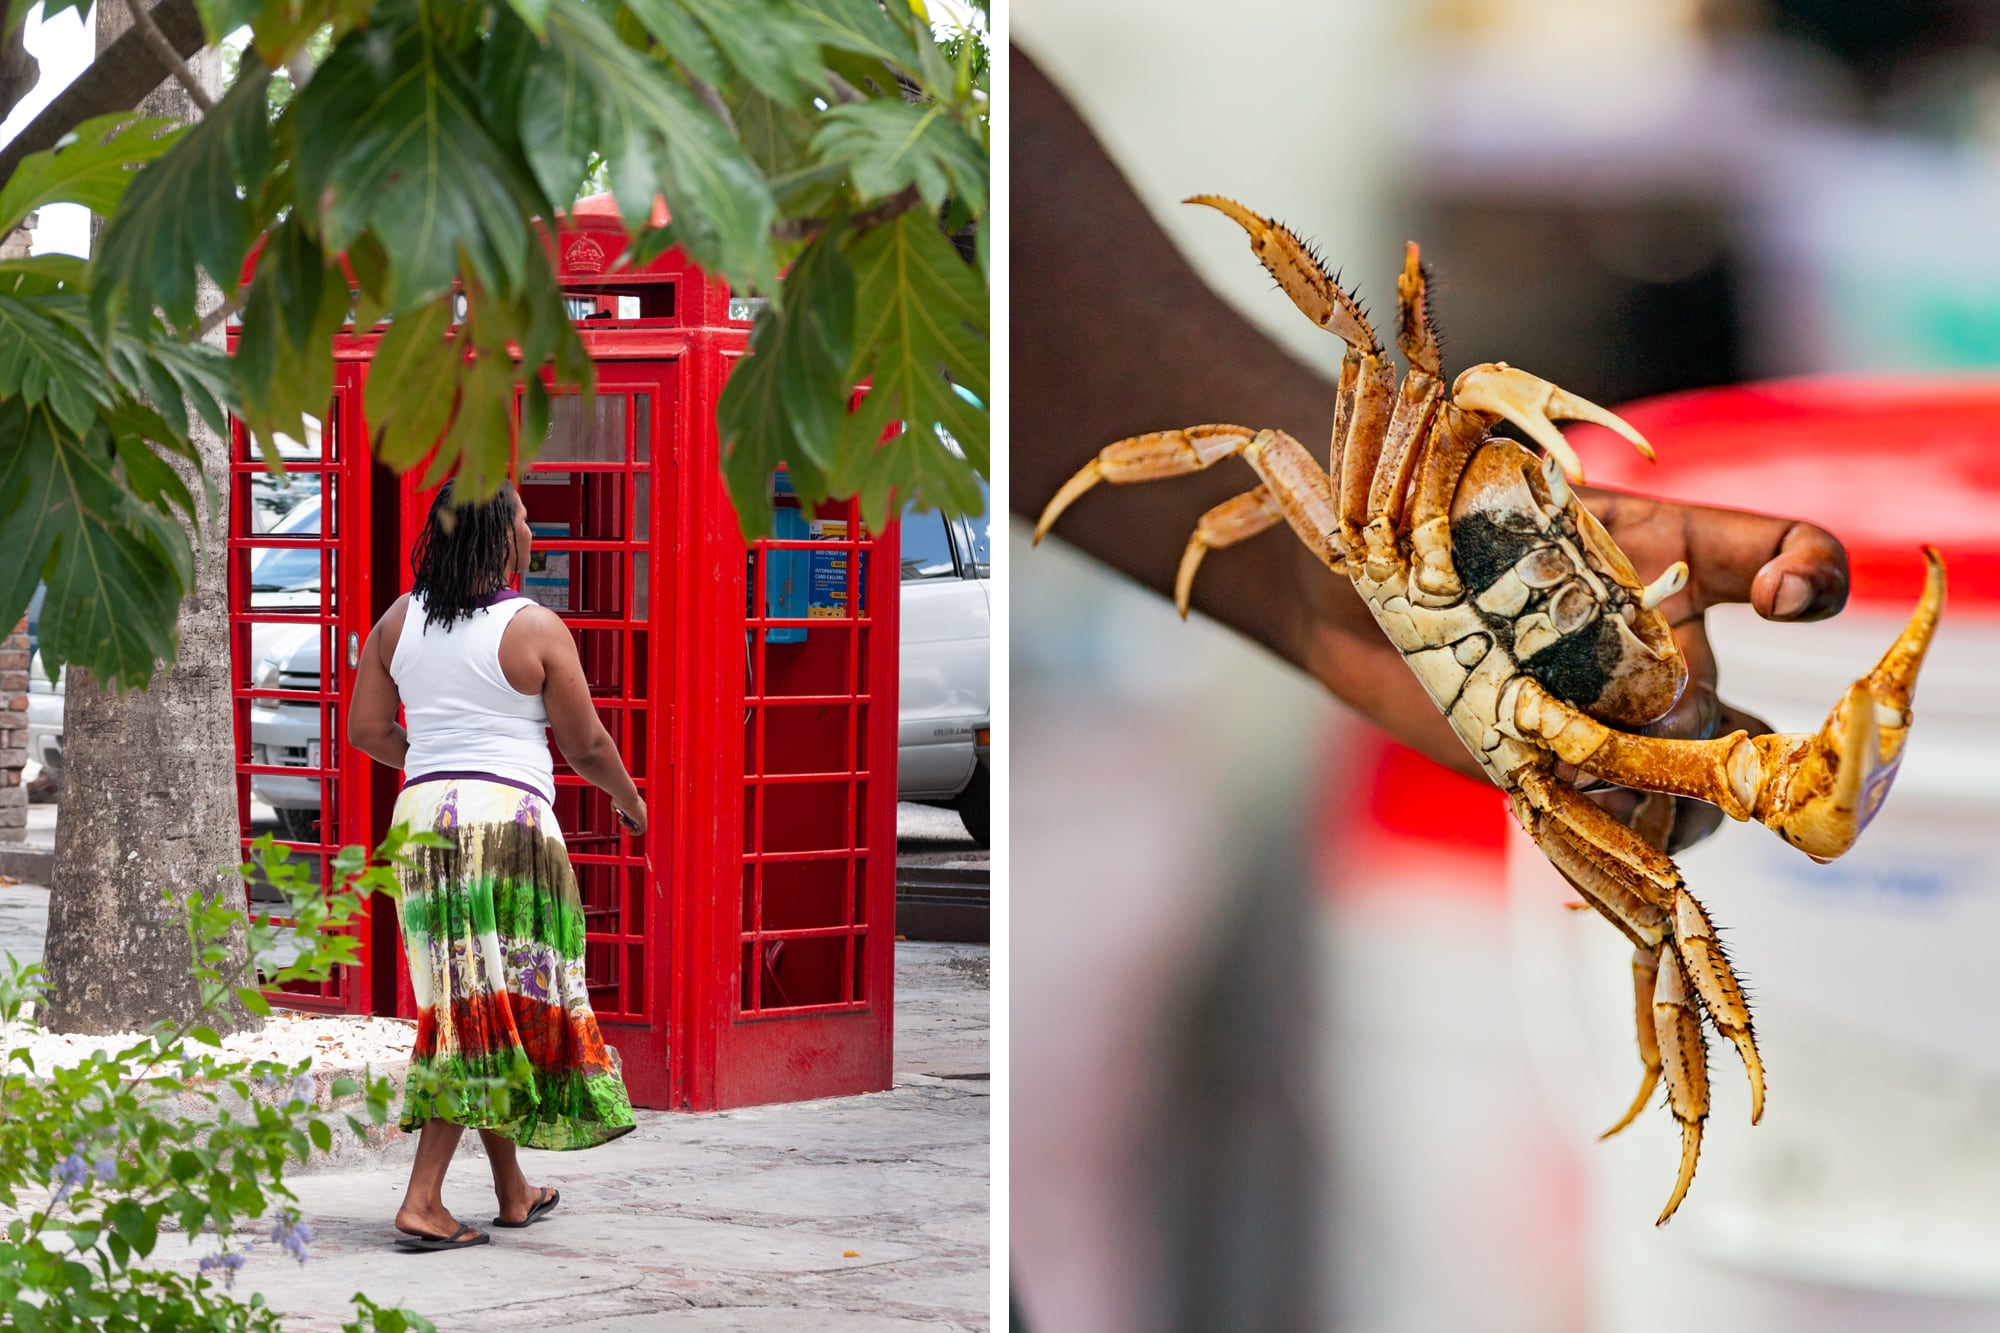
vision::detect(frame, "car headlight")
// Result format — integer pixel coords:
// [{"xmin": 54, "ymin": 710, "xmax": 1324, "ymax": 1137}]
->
[{"xmin": 255, "ymin": 656, "xmax": 283, "ymax": 690}]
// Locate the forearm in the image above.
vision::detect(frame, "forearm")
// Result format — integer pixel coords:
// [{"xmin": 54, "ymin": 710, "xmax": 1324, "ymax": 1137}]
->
[
  {"xmin": 1013, "ymin": 50, "xmax": 1338, "ymax": 679},
  {"xmin": 563, "ymin": 732, "xmax": 640, "ymax": 811},
  {"xmin": 1015, "ymin": 51, "xmax": 1487, "ymax": 778},
  {"xmin": 351, "ymin": 724, "xmax": 408, "ymax": 771}
]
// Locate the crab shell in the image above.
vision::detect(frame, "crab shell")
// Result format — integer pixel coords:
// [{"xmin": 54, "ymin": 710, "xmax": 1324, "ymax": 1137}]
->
[{"xmin": 1447, "ymin": 438, "xmax": 1687, "ymax": 728}]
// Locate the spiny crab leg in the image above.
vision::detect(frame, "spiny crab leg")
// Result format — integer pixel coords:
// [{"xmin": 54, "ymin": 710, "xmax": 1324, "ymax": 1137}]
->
[
  {"xmin": 1503, "ymin": 547, "xmax": 1947, "ymax": 862},
  {"xmin": 1183, "ymin": 195, "xmax": 1381, "ymax": 354},
  {"xmin": 1452, "ymin": 364, "xmax": 1656, "ymax": 483},
  {"xmin": 1652, "ymin": 947, "xmax": 1710, "ymax": 1227}
]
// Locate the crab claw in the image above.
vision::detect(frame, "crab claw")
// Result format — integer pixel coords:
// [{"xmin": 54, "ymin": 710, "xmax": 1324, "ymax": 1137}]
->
[
  {"xmin": 1748, "ymin": 547, "xmax": 1946, "ymax": 861},
  {"xmin": 1452, "ymin": 364, "xmax": 1655, "ymax": 483}
]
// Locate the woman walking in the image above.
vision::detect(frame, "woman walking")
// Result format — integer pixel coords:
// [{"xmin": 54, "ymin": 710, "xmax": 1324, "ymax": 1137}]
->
[{"xmin": 347, "ymin": 480, "xmax": 642, "ymax": 1251}]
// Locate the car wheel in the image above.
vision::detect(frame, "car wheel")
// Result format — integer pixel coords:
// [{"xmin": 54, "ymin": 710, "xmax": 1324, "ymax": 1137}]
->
[
  {"xmin": 275, "ymin": 807, "xmax": 320, "ymax": 843},
  {"xmin": 950, "ymin": 761, "xmax": 989, "ymax": 848}
]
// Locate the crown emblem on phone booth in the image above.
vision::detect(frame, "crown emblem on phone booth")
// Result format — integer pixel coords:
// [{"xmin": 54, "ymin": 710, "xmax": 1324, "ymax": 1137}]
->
[{"xmin": 563, "ymin": 234, "xmax": 607, "ymax": 275}]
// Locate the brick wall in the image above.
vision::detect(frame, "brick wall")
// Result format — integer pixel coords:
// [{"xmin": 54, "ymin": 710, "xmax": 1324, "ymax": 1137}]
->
[{"xmin": 0, "ymin": 616, "xmax": 26, "ymax": 840}]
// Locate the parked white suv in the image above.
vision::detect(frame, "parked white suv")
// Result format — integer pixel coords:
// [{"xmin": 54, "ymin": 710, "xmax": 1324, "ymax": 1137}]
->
[{"xmin": 897, "ymin": 489, "xmax": 991, "ymax": 844}]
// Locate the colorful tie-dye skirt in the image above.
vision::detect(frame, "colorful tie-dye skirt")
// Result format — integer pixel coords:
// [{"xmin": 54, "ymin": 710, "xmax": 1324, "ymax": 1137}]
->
[{"xmin": 390, "ymin": 775, "xmax": 636, "ymax": 1150}]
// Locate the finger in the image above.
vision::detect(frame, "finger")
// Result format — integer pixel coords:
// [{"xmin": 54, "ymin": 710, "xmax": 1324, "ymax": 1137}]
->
[
  {"xmin": 1583, "ymin": 488, "xmax": 1849, "ymax": 623},
  {"xmin": 1674, "ymin": 502, "xmax": 1849, "ymax": 622}
]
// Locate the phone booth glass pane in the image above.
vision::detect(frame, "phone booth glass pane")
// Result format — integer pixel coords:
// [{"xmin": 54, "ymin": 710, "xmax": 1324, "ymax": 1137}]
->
[{"xmin": 229, "ymin": 402, "xmax": 366, "ymax": 1012}]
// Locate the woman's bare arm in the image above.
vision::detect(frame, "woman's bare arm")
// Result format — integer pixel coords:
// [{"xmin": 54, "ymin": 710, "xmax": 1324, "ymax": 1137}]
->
[
  {"xmin": 347, "ymin": 596, "xmax": 411, "ymax": 769},
  {"xmin": 520, "ymin": 606, "xmax": 647, "ymax": 833}
]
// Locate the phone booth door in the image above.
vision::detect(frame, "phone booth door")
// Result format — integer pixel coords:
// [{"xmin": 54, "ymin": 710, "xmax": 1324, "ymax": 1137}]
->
[
  {"xmin": 394, "ymin": 361, "xmax": 679, "ymax": 1107},
  {"xmin": 690, "ymin": 454, "xmax": 900, "ymax": 1109},
  {"xmin": 227, "ymin": 368, "xmax": 384, "ymax": 1013}
]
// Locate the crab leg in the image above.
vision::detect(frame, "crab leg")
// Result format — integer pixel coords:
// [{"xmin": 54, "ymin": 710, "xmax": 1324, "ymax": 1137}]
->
[
  {"xmin": 1511, "ymin": 767, "xmax": 1740, "ymax": 1223},
  {"xmin": 1183, "ymin": 194, "xmax": 1390, "ymax": 562},
  {"xmin": 1032, "ymin": 425, "xmax": 1258, "ymax": 543},
  {"xmin": 1172, "ymin": 486, "xmax": 1298, "ymax": 618},
  {"xmin": 1361, "ymin": 245, "xmax": 1446, "ymax": 577},
  {"xmin": 1032, "ymin": 427, "xmax": 1345, "ymax": 583},
  {"xmin": 1603, "ymin": 946, "xmax": 1663, "ymax": 1140},
  {"xmin": 1652, "ymin": 945, "xmax": 1711, "ymax": 1226},
  {"xmin": 1501, "ymin": 547, "xmax": 1946, "ymax": 861}
]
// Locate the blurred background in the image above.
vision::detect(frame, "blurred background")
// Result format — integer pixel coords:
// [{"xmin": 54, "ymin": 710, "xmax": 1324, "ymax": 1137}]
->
[{"xmin": 1010, "ymin": 1, "xmax": 2000, "ymax": 1330}]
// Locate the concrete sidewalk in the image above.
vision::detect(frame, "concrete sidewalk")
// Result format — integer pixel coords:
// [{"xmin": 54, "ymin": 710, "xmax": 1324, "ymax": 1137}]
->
[{"xmin": 0, "ymin": 880, "xmax": 989, "ymax": 1330}]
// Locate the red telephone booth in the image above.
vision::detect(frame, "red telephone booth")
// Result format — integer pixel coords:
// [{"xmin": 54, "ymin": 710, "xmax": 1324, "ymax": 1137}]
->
[{"xmin": 225, "ymin": 198, "xmax": 901, "ymax": 1110}]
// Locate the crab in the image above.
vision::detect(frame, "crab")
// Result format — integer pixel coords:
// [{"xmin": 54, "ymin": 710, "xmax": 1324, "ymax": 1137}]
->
[{"xmin": 1033, "ymin": 195, "xmax": 1947, "ymax": 1226}]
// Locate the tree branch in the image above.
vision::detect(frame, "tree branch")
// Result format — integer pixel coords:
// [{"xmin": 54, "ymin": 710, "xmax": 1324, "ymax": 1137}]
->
[
  {"xmin": 0, "ymin": 0, "xmax": 204, "ymax": 188},
  {"xmin": 0, "ymin": 0, "xmax": 40, "ymax": 127},
  {"xmin": 684, "ymin": 71, "xmax": 735, "ymax": 135},
  {"xmin": 123, "ymin": 0, "xmax": 211, "ymax": 112},
  {"xmin": 770, "ymin": 185, "xmax": 923, "ymax": 243}
]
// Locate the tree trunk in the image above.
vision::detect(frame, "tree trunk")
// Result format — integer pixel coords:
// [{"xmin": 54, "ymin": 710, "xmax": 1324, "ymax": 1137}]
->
[{"xmin": 40, "ymin": 28, "xmax": 252, "ymax": 1035}]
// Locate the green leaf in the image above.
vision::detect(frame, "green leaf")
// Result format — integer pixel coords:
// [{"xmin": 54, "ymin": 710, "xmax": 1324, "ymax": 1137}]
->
[
  {"xmin": 501, "ymin": 0, "xmax": 549, "ymax": 36},
  {"xmin": 293, "ymin": 21, "xmax": 545, "ymax": 307},
  {"xmin": 111, "ymin": 424, "xmax": 201, "ymax": 530},
  {"xmin": 234, "ymin": 219, "xmax": 346, "ymax": 449},
  {"xmin": 814, "ymin": 100, "xmax": 987, "ymax": 217},
  {"xmin": 364, "ymin": 297, "xmax": 459, "ymax": 471},
  {"xmin": 0, "ymin": 294, "xmax": 115, "ymax": 435},
  {"xmin": 545, "ymin": 3, "xmax": 777, "ymax": 293},
  {"xmin": 0, "ymin": 113, "xmax": 183, "ymax": 239},
  {"xmin": 186, "ymin": 1026, "xmax": 222, "ymax": 1049},
  {"xmin": 836, "ymin": 214, "xmax": 988, "ymax": 527},
  {"xmin": 622, "ymin": 0, "xmax": 726, "ymax": 88},
  {"xmin": 309, "ymin": 1118, "xmax": 334, "ymax": 1153},
  {"xmin": 440, "ymin": 354, "xmax": 516, "ymax": 500},
  {"xmin": 0, "ymin": 404, "xmax": 184, "ymax": 689},
  {"xmin": 790, "ymin": 0, "xmax": 920, "ymax": 68},
  {"xmin": 678, "ymin": 0, "xmax": 827, "ymax": 104},
  {"xmin": 515, "ymin": 33, "xmax": 599, "ymax": 212},
  {"xmin": 235, "ymin": 986, "xmax": 273, "ymax": 1017},
  {"xmin": 717, "ymin": 227, "xmax": 853, "ymax": 533},
  {"xmin": 106, "ymin": 1200, "xmax": 157, "ymax": 1259},
  {"xmin": 92, "ymin": 68, "xmax": 272, "ymax": 333}
]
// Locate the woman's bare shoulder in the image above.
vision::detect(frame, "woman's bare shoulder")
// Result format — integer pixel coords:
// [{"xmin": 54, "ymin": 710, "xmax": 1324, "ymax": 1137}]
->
[{"xmin": 378, "ymin": 594, "xmax": 414, "ymax": 660}]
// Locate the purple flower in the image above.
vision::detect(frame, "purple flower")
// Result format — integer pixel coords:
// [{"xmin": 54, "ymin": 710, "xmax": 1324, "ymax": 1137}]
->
[
  {"xmin": 199, "ymin": 1247, "xmax": 250, "ymax": 1289},
  {"xmin": 269, "ymin": 1210, "xmax": 311, "ymax": 1264},
  {"xmin": 288, "ymin": 1073, "xmax": 315, "ymax": 1105},
  {"xmin": 50, "ymin": 1151, "xmax": 86, "ymax": 1203},
  {"xmin": 92, "ymin": 1154, "xmax": 116, "ymax": 1184}
]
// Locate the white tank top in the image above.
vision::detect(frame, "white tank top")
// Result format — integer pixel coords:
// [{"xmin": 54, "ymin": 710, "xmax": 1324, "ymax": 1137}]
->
[{"xmin": 390, "ymin": 592, "xmax": 555, "ymax": 803}]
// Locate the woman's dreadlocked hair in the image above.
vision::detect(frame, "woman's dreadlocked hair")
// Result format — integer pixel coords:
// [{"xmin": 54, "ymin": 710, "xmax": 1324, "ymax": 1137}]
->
[{"xmin": 410, "ymin": 481, "xmax": 520, "ymax": 630}]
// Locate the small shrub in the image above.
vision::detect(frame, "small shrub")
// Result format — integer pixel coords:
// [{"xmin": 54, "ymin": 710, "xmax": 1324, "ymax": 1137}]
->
[{"xmin": 0, "ymin": 827, "xmax": 453, "ymax": 1332}]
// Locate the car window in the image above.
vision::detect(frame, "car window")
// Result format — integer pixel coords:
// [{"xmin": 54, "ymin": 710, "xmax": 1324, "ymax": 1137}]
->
[
  {"xmin": 251, "ymin": 495, "xmax": 322, "ymax": 592},
  {"xmin": 961, "ymin": 479, "xmax": 990, "ymax": 577},
  {"xmin": 900, "ymin": 504, "xmax": 958, "ymax": 580}
]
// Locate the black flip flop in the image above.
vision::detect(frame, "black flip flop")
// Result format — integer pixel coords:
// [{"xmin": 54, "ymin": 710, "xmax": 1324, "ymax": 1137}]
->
[
  {"xmin": 394, "ymin": 1222, "xmax": 490, "ymax": 1252},
  {"xmin": 492, "ymin": 1186, "xmax": 560, "ymax": 1229}
]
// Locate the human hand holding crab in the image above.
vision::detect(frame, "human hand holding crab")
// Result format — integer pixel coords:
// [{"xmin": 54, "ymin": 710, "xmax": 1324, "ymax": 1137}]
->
[{"xmin": 1031, "ymin": 195, "xmax": 1945, "ymax": 1225}]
